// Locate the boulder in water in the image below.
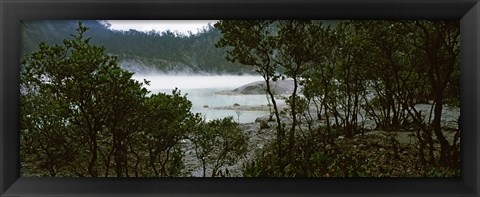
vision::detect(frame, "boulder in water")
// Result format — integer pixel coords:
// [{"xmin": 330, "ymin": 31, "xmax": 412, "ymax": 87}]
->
[{"xmin": 217, "ymin": 80, "xmax": 303, "ymax": 95}]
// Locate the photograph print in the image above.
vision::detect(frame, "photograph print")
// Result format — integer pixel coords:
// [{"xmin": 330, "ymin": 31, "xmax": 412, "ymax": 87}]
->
[{"xmin": 20, "ymin": 20, "xmax": 460, "ymax": 177}]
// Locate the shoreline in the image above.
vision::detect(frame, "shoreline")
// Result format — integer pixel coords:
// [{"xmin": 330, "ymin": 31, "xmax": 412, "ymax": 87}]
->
[{"xmin": 209, "ymin": 104, "xmax": 286, "ymax": 112}]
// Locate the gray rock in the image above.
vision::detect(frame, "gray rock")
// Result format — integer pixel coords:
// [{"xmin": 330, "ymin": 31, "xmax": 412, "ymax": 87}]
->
[
  {"xmin": 255, "ymin": 116, "xmax": 271, "ymax": 123},
  {"xmin": 259, "ymin": 120, "xmax": 270, "ymax": 129},
  {"xmin": 255, "ymin": 116, "xmax": 271, "ymax": 129},
  {"xmin": 217, "ymin": 80, "xmax": 303, "ymax": 95}
]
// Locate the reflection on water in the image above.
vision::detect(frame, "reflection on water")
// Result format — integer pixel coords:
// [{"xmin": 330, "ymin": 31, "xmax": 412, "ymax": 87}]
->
[{"xmin": 132, "ymin": 75, "xmax": 281, "ymax": 123}]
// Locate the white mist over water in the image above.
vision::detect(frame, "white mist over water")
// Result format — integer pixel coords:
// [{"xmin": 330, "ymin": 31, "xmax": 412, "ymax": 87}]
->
[
  {"xmin": 132, "ymin": 75, "xmax": 273, "ymax": 123},
  {"xmin": 133, "ymin": 75, "xmax": 264, "ymax": 90}
]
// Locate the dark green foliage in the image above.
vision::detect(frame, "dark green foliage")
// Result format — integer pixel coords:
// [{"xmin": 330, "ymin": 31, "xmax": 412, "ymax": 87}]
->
[
  {"xmin": 190, "ymin": 117, "xmax": 248, "ymax": 177},
  {"xmin": 21, "ymin": 22, "xmax": 150, "ymax": 177},
  {"xmin": 274, "ymin": 21, "xmax": 319, "ymax": 159},
  {"xmin": 216, "ymin": 20, "xmax": 329, "ymax": 174},
  {"xmin": 21, "ymin": 23, "xmax": 203, "ymax": 177},
  {"xmin": 21, "ymin": 20, "xmax": 461, "ymax": 177},
  {"xmin": 140, "ymin": 89, "xmax": 199, "ymax": 177},
  {"xmin": 217, "ymin": 20, "xmax": 460, "ymax": 177},
  {"xmin": 215, "ymin": 20, "xmax": 288, "ymax": 174},
  {"xmin": 243, "ymin": 126, "xmax": 459, "ymax": 177},
  {"xmin": 20, "ymin": 91, "xmax": 78, "ymax": 176}
]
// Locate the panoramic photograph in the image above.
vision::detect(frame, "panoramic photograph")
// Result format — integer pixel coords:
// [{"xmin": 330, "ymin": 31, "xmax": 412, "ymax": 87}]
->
[{"xmin": 20, "ymin": 20, "xmax": 460, "ymax": 177}]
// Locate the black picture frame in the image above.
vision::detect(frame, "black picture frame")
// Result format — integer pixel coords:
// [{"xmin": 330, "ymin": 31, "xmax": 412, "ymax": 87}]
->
[{"xmin": 1, "ymin": 0, "xmax": 479, "ymax": 196}]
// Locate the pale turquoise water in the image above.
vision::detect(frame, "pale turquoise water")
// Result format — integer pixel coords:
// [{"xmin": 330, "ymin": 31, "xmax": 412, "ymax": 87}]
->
[{"xmin": 132, "ymin": 75, "xmax": 280, "ymax": 123}]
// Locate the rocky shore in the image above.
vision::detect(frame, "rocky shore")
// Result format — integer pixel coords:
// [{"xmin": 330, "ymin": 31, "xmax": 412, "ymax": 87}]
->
[
  {"xmin": 180, "ymin": 102, "xmax": 460, "ymax": 177},
  {"xmin": 180, "ymin": 79, "xmax": 460, "ymax": 177},
  {"xmin": 210, "ymin": 104, "xmax": 286, "ymax": 112}
]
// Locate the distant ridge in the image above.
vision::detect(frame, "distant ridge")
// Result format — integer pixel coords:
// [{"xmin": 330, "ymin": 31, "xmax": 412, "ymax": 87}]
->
[{"xmin": 21, "ymin": 20, "xmax": 253, "ymax": 75}]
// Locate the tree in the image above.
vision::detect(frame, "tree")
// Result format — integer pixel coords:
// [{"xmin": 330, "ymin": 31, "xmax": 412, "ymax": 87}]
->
[
  {"xmin": 215, "ymin": 20, "xmax": 290, "ymax": 172},
  {"xmin": 141, "ymin": 88, "xmax": 200, "ymax": 177},
  {"xmin": 20, "ymin": 91, "xmax": 78, "ymax": 176},
  {"xmin": 301, "ymin": 22, "xmax": 337, "ymax": 146},
  {"xmin": 190, "ymin": 117, "xmax": 248, "ymax": 177},
  {"xmin": 348, "ymin": 21, "xmax": 412, "ymax": 131},
  {"xmin": 21, "ymin": 22, "xmax": 256, "ymax": 178},
  {"xmin": 274, "ymin": 20, "xmax": 318, "ymax": 157},
  {"xmin": 407, "ymin": 20, "xmax": 460, "ymax": 167},
  {"xmin": 21, "ymin": 22, "xmax": 149, "ymax": 177},
  {"xmin": 327, "ymin": 21, "xmax": 368, "ymax": 138}
]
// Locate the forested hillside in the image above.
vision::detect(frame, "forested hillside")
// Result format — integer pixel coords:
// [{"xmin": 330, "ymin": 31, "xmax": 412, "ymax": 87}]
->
[{"xmin": 21, "ymin": 20, "xmax": 253, "ymax": 74}]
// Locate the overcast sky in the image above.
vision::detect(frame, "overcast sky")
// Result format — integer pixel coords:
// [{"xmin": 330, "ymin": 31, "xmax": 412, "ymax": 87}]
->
[{"xmin": 106, "ymin": 20, "xmax": 218, "ymax": 35}]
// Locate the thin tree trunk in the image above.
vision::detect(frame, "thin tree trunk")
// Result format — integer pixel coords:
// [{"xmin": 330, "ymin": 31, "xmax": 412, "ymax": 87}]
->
[{"xmin": 288, "ymin": 76, "xmax": 299, "ymax": 160}]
